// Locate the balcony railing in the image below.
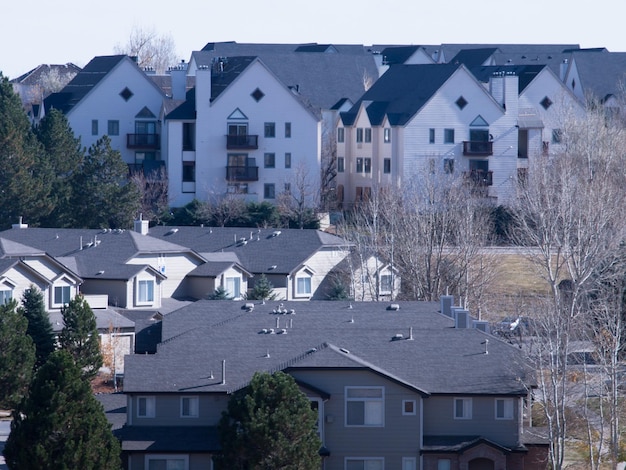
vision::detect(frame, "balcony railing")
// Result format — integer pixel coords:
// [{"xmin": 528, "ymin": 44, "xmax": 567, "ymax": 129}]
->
[
  {"xmin": 226, "ymin": 166, "xmax": 259, "ymax": 181},
  {"xmin": 463, "ymin": 170, "xmax": 493, "ymax": 186},
  {"xmin": 226, "ymin": 134, "xmax": 259, "ymax": 149},
  {"xmin": 463, "ymin": 141, "xmax": 493, "ymax": 156},
  {"xmin": 127, "ymin": 133, "xmax": 160, "ymax": 149}
]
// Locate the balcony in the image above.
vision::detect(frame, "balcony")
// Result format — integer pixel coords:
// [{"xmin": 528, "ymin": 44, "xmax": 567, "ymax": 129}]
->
[
  {"xmin": 463, "ymin": 170, "xmax": 493, "ymax": 186},
  {"xmin": 226, "ymin": 166, "xmax": 259, "ymax": 181},
  {"xmin": 463, "ymin": 141, "xmax": 493, "ymax": 156},
  {"xmin": 226, "ymin": 134, "xmax": 259, "ymax": 149},
  {"xmin": 127, "ymin": 133, "xmax": 160, "ymax": 149}
]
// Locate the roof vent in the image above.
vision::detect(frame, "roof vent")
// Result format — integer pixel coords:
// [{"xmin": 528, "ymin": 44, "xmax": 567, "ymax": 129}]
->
[
  {"xmin": 387, "ymin": 303, "xmax": 400, "ymax": 311},
  {"xmin": 166, "ymin": 228, "xmax": 179, "ymax": 235},
  {"xmin": 339, "ymin": 348, "xmax": 350, "ymax": 354},
  {"xmin": 244, "ymin": 302, "xmax": 254, "ymax": 312},
  {"xmin": 307, "ymin": 347, "xmax": 317, "ymax": 354},
  {"xmin": 392, "ymin": 333, "xmax": 404, "ymax": 341},
  {"xmin": 237, "ymin": 238, "xmax": 248, "ymax": 246},
  {"xmin": 271, "ymin": 230, "xmax": 282, "ymax": 237}
]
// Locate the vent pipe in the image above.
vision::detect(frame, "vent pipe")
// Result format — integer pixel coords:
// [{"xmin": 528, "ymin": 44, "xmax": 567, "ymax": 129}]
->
[
  {"xmin": 409, "ymin": 327, "xmax": 414, "ymax": 340},
  {"xmin": 221, "ymin": 360, "xmax": 226, "ymax": 385}
]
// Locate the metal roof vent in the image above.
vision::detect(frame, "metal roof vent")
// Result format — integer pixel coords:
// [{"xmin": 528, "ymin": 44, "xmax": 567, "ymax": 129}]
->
[
  {"xmin": 392, "ymin": 333, "xmax": 404, "ymax": 341},
  {"xmin": 166, "ymin": 228, "xmax": 179, "ymax": 235},
  {"xmin": 271, "ymin": 230, "xmax": 281, "ymax": 237},
  {"xmin": 244, "ymin": 303, "xmax": 254, "ymax": 312},
  {"xmin": 387, "ymin": 303, "xmax": 400, "ymax": 311}
]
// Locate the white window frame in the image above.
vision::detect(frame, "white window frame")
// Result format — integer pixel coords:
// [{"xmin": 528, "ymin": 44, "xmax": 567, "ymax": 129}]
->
[
  {"xmin": 345, "ymin": 457, "xmax": 384, "ymax": 470},
  {"xmin": 296, "ymin": 276, "xmax": 312, "ymax": 297},
  {"xmin": 345, "ymin": 386, "xmax": 384, "ymax": 427},
  {"xmin": 495, "ymin": 398, "xmax": 514, "ymax": 420},
  {"xmin": 225, "ymin": 276, "xmax": 241, "ymax": 299},
  {"xmin": 0, "ymin": 289, "xmax": 13, "ymax": 304},
  {"xmin": 454, "ymin": 397, "xmax": 472, "ymax": 420},
  {"xmin": 402, "ymin": 457, "xmax": 417, "ymax": 470},
  {"xmin": 145, "ymin": 454, "xmax": 189, "ymax": 470},
  {"xmin": 137, "ymin": 396, "xmax": 156, "ymax": 418},
  {"xmin": 180, "ymin": 396, "xmax": 199, "ymax": 418},
  {"xmin": 138, "ymin": 279, "xmax": 155, "ymax": 304},
  {"xmin": 402, "ymin": 399, "xmax": 416, "ymax": 416},
  {"xmin": 54, "ymin": 285, "xmax": 71, "ymax": 306}
]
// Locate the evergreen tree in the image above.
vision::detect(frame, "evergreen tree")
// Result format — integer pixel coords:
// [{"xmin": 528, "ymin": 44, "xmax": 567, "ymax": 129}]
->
[
  {"xmin": 0, "ymin": 300, "xmax": 35, "ymax": 410},
  {"xmin": 18, "ymin": 285, "xmax": 56, "ymax": 368},
  {"xmin": 3, "ymin": 350, "xmax": 121, "ymax": 469},
  {"xmin": 58, "ymin": 295, "xmax": 102, "ymax": 380},
  {"xmin": 34, "ymin": 108, "xmax": 84, "ymax": 227},
  {"xmin": 245, "ymin": 274, "xmax": 277, "ymax": 301},
  {"xmin": 69, "ymin": 136, "xmax": 140, "ymax": 228},
  {"xmin": 215, "ymin": 371, "xmax": 321, "ymax": 470},
  {"xmin": 0, "ymin": 73, "xmax": 52, "ymax": 228},
  {"xmin": 207, "ymin": 285, "xmax": 232, "ymax": 300}
]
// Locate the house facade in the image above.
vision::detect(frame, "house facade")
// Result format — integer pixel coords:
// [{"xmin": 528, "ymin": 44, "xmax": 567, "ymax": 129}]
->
[{"xmin": 119, "ymin": 299, "xmax": 548, "ymax": 470}]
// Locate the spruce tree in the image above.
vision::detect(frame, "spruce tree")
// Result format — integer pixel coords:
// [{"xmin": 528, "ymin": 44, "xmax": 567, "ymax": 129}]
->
[
  {"xmin": 245, "ymin": 274, "xmax": 277, "ymax": 301},
  {"xmin": 58, "ymin": 295, "xmax": 102, "ymax": 380},
  {"xmin": 207, "ymin": 285, "xmax": 232, "ymax": 300},
  {"xmin": 34, "ymin": 108, "xmax": 84, "ymax": 227},
  {"xmin": 0, "ymin": 73, "xmax": 52, "ymax": 227},
  {"xmin": 0, "ymin": 300, "xmax": 35, "ymax": 410},
  {"xmin": 3, "ymin": 350, "xmax": 121, "ymax": 469},
  {"xmin": 215, "ymin": 371, "xmax": 321, "ymax": 470},
  {"xmin": 69, "ymin": 135, "xmax": 141, "ymax": 228},
  {"xmin": 18, "ymin": 285, "xmax": 56, "ymax": 368}
]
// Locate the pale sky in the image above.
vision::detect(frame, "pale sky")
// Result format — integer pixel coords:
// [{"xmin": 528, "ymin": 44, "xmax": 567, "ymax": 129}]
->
[{"xmin": 2, "ymin": 0, "xmax": 625, "ymax": 79}]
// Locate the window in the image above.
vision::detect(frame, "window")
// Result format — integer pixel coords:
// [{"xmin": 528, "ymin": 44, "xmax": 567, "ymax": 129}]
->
[
  {"xmin": 146, "ymin": 455, "xmax": 188, "ymax": 470},
  {"xmin": 444, "ymin": 128, "xmax": 455, "ymax": 144},
  {"xmin": 443, "ymin": 158, "xmax": 454, "ymax": 174},
  {"xmin": 346, "ymin": 458, "xmax": 384, "ymax": 470},
  {"xmin": 285, "ymin": 122, "xmax": 291, "ymax": 138},
  {"xmin": 284, "ymin": 183, "xmax": 291, "ymax": 193},
  {"xmin": 337, "ymin": 127, "xmax": 345, "ymax": 143},
  {"xmin": 285, "ymin": 153, "xmax": 291, "ymax": 169},
  {"xmin": 346, "ymin": 387, "xmax": 384, "ymax": 426},
  {"xmin": 138, "ymin": 280, "xmax": 154, "ymax": 303},
  {"xmin": 264, "ymin": 183, "xmax": 275, "ymax": 199},
  {"xmin": 137, "ymin": 396, "xmax": 155, "ymax": 418},
  {"xmin": 227, "ymin": 183, "xmax": 248, "ymax": 194},
  {"xmin": 364, "ymin": 158, "xmax": 371, "ymax": 173},
  {"xmin": 364, "ymin": 128, "xmax": 372, "ymax": 143},
  {"xmin": 182, "ymin": 123, "xmax": 196, "ymax": 151},
  {"xmin": 264, "ymin": 122, "xmax": 275, "ymax": 138},
  {"xmin": 54, "ymin": 286, "xmax": 71, "ymax": 305},
  {"xmin": 356, "ymin": 158, "xmax": 364, "ymax": 173},
  {"xmin": 225, "ymin": 277, "xmax": 241, "ymax": 299},
  {"xmin": 552, "ymin": 128, "xmax": 563, "ymax": 143},
  {"xmin": 384, "ymin": 128, "xmax": 391, "ymax": 143},
  {"xmin": 383, "ymin": 158, "xmax": 391, "ymax": 174},
  {"xmin": 91, "ymin": 120, "xmax": 98, "ymax": 136},
  {"xmin": 296, "ymin": 277, "xmax": 312, "ymax": 296},
  {"xmin": 356, "ymin": 128, "xmax": 364, "ymax": 143},
  {"xmin": 182, "ymin": 161, "xmax": 195, "ymax": 183},
  {"xmin": 402, "ymin": 457, "xmax": 417, "ymax": 470},
  {"xmin": 496, "ymin": 398, "xmax": 514, "ymax": 420},
  {"xmin": 107, "ymin": 120, "xmax": 119, "ymax": 136},
  {"xmin": 0, "ymin": 290, "xmax": 12, "ymax": 304},
  {"xmin": 264, "ymin": 153, "xmax": 275, "ymax": 168},
  {"xmin": 337, "ymin": 157, "xmax": 345, "ymax": 173},
  {"xmin": 437, "ymin": 459, "xmax": 451, "ymax": 470},
  {"xmin": 380, "ymin": 274, "xmax": 392, "ymax": 293},
  {"xmin": 429, "ymin": 128, "xmax": 435, "ymax": 144},
  {"xmin": 180, "ymin": 396, "xmax": 199, "ymax": 418},
  {"xmin": 454, "ymin": 397, "xmax": 472, "ymax": 419},
  {"xmin": 402, "ymin": 399, "xmax": 416, "ymax": 415}
]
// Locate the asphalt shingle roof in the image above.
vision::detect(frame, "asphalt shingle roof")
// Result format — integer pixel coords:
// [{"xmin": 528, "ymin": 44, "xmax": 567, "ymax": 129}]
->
[
  {"xmin": 570, "ymin": 51, "xmax": 626, "ymax": 101},
  {"xmin": 124, "ymin": 300, "xmax": 533, "ymax": 397}
]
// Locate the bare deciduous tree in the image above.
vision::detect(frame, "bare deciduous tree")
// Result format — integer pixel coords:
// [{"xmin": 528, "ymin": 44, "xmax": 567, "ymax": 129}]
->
[
  {"xmin": 130, "ymin": 166, "xmax": 170, "ymax": 225},
  {"xmin": 114, "ymin": 25, "xmax": 178, "ymax": 74}
]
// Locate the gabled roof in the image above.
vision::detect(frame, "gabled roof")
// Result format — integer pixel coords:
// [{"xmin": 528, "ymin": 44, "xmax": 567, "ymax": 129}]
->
[
  {"xmin": 147, "ymin": 226, "xmax": 350, "ymax": 276},
  {"xmin": 341, "ymin": 63, "xmax": 461, "ymax": 126},
  {"xmin": 379, "ymin": 45, "xmax": 423, "ymax": 65},
  {"xmin": 468, "ymin": 64, "xmax": 548, "ymax": 93},
  {"xmin": 450, "ymin": 48, "xmax": 500, "ymax": 67},
  {"xmin": 123, "ymin": 300, "xmax": 533, "ymax": 396},
  {"xmin": 10, "ymin": 63, "xmax": 81, "ymax": 85},
  {"xmin": 570, "ymin": 51, "xmax": 626, "ymax": 101}
]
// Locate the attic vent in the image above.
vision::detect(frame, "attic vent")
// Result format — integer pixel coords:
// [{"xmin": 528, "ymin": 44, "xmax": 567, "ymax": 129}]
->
[
  {"xmin": 456, "ymin": 96, "xmax": 468, "ymax": 110},
  {"xmin": 119, "ymin": 87, "xmax": 134, "ymax": 101},
  {"xmin": 540, "ymin": 96, "xmax": 553, "ymax": 110},
  {"xmin": 392, "ymin": 333, "xmax": 404, "ymax": 341},
  {"xmin": 271, "ymin": 230, "xmax": 281, "ymax": 237},
  {"xmin": 251, "ymin": 88, "xmax": 265, "ymax": 102},
  {"xmin": 387, "ymin": 303, "xmax": 400, "ymax": 311}
]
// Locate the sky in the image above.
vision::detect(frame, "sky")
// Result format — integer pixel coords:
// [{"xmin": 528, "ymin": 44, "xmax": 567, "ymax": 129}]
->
[{"xmin": 2, "ymin": 0, "xmax": 625, "ymax": 79}]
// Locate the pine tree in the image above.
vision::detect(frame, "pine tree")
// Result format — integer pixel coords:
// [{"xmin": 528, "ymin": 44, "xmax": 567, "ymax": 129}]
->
[
  {"xmin": 215, "ymin": 371, "xmax": 321, "ymax": 470},
  {"xmin": 245, "ymin": 274, "xmax": 277, "ymax": 301},
  {"xmin": 58, "ymin": 295, "xmax": 102, "ymax": 380},
  {"xmin": 69, "ymin": 135, "xmax": 141, "ymax": 228},
  {"xmin": 0, "ymin": 300, "xmax": 35, "ymax": 410},
  {"xmin": 18, "ymin": 285, "xmax": 56, "ymax": 369},
  {"xmin": 3, "ymin": 350, "xmax": 121, "ymax": 469},
  {"xmin": 0, "ymin": 73, "xmax": 52, "ymax": 227},
  {"xmin": 207, "ymin": 285, "xmax": 232, "ymax": 300},
  {"xmin": 34, "ymin": 108, "xmax": 84, "ymax": 227}
]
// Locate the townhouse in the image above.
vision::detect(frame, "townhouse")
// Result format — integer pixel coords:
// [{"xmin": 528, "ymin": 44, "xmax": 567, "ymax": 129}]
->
[{"xmin": 118, "ymin": 298, "xmax": 548, "ymax": 470}]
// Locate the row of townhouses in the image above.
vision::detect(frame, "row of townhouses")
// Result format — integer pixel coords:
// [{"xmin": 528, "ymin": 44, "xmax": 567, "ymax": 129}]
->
[{"xmin": 12, "ymin": 42, "xmax": 625, "ymax": 209}]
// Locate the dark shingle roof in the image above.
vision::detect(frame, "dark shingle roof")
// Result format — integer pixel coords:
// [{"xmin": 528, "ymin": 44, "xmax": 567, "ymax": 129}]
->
[
  {"xmin": 380, "ymin": 46, "xmax": 424, "ymax": 65},
  {"xmin": 117, "ymin": 425, "xmax": 220, "ymax": 452},
  {"xmin": 570, "ymin": 51, "xmax": 626, "ymax": 101},
  {"xmin": 450, "ymin": 48, "xmax": 500, "ymax": 67},
  {"xmin": 341, "ymin": 63, "xmax": 461, "ymax": 126},
  {"xmin": 468, "ymin": 64, "xmax": 548, "ymax": 93},
  {"xmin": 124, "ymin": 300, "xmax": 533, "ymax": 396}
]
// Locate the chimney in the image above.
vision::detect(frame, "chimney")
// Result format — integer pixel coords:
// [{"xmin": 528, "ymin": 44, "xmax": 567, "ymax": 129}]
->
[
  {"xmin": 453, "ymin": 308, "xmax": 471, "ymax": 328},
  {"xmin": 560, "ymin": 58, "xmax": 569, "ymax": 81},
  {"xmin": 134, "ymin": 214, "xmax": 149, "ymax": 235},
  {"xmin": 440, "ymin": 295, "xmax": 454, "ymax": 317},
  {"xmin": 195, "ymin": 64, "xmax": 212, "ymax": 111},
  {"xmin": 169, "ymin": 60, "xmax": 188, "ymax": 100},
  {"xmin": 489, "ymin": 72, "xmax": 505, "ymax": 106}
]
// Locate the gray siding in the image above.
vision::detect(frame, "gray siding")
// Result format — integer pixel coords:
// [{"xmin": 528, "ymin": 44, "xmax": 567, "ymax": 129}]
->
[
  {"xmin": 128, "ymin": 393, "xmax": 228, "ymax": 426},
  {"xmin": 127, "ymin": 453, "xmax": 213, "ymax": 470}
]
